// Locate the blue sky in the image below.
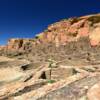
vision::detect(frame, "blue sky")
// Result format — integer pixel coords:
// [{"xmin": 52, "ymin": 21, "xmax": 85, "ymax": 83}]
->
[{"xmin": 0, "ymin": 0, "xmax": 100, "ymax": 45}]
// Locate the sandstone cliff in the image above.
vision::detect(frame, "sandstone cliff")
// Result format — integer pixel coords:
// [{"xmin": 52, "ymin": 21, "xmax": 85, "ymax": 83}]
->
[
  {"xmin": 40, "ymin": 13, "xmax": 100, "ymax": 46},
  {"xmin": 1, "ymin": 13, "xmax": 100, "ymax": 53}
]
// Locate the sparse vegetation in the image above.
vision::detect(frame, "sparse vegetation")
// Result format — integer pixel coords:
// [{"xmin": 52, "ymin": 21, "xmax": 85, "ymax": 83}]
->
[
  {"xmin": 47, "ymin": 58, "xmax": 57, "ymax": 82},
  {"xmin": 47, "ymin": 79, "xmax": 55, "ymax": 84}
]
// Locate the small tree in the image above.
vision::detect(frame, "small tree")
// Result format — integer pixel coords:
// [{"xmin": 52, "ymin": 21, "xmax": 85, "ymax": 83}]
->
[{"xmin": 47, "ymin": 59, "xmax": 57, "ymax": 83}]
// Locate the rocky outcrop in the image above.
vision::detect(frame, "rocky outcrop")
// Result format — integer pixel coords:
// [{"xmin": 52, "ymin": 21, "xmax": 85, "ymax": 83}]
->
[
  {"xmin": 7, "ymin": 38, "xmax": 35, "ymax": 51},
  {"xmin": 37, "ymin": 13, "xmax": 100, "ymax": 47},
  {"xmin": 1, "ymin": 13, "xmax": 100, "ymax": 52},
  {"xmin": 0, "ymin": 54, "xmax": 100, "ymax": 100},
  {"xmin": 0, "ymin": 46, "xmax": 6, "ymax": 50}
]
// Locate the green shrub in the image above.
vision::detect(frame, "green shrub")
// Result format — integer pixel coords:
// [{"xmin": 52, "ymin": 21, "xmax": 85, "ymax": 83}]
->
[{"xmin": 47, "ymin": 80, "xmax": 55, "ymax": 84}]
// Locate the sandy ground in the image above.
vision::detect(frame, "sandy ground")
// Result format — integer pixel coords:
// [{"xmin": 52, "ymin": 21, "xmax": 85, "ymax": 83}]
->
[
  {"xmin": 0, "ymin": 56, "xmax": 14, "ymax": 62},
  {"xmin": 0, "ymin": 56, "xmax": 28, "ymax": 85},
  {"xmin": 0, "ymin": 68, "xmax": 24, "ymax": 83}
]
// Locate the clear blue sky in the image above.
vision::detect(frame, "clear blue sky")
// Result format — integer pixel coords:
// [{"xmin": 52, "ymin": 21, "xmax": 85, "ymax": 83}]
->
[{"xmin": 0, "ymin": 0, "xmax": 100, "ymax": 45}]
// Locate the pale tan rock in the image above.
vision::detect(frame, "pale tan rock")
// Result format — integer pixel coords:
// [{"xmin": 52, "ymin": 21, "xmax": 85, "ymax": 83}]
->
[
  {"xmin": 89, "ymin": 27, "xmax": 100, "ymax": 46},
  {"xmin": 13, "ymin": 73, "xmax": 87, "ymax": 100},
  {"xmin": 87, "ymin": 82, "xmax": 100, "ymax": 100}
]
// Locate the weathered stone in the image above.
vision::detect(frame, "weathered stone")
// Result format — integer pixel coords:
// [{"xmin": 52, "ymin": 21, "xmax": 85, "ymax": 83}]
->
[{"xmin": 87, "ymin": 82, "xmax": 100, "ymax": 100}]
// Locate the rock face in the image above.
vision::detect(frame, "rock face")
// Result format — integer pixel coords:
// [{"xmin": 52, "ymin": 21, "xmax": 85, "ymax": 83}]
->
[
  {"xmin": 39, "ymin": 13, "xmax": 100, "ymax": 46},
  {"xmin": 1, "ymin": 13, "xmax": 100, "ymax": 52},
  {"xmin": 7, "ymin": 38, "xmax": 34, "ymax": 51},
  {"xmin": 1, "ymin": 13, "xmax": 100, "ymax": 100}
]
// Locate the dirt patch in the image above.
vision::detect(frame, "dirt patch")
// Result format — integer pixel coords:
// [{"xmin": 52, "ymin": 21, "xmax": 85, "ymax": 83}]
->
[{"xmin": 0, "ymin": 68, "xmax": 24, "ymax": 84}]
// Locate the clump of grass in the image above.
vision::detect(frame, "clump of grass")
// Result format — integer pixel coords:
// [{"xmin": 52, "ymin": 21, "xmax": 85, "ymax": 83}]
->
[{"xmin": 47, "ymin": 80, "xmax": 55, "ymax": 84}]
